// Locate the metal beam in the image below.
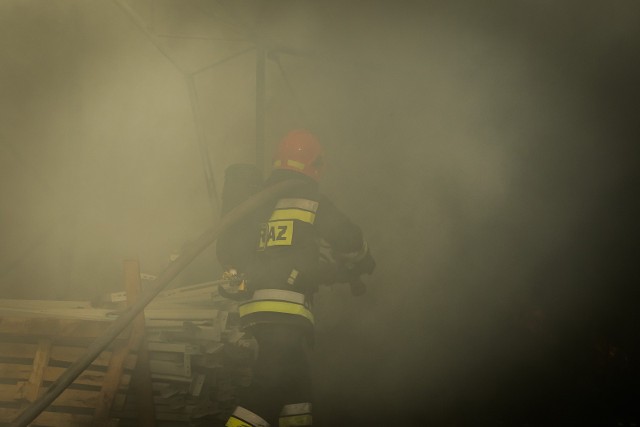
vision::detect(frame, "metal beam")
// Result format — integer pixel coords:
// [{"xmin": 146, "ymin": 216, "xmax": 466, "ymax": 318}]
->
[{"xmin": 256, "ymin": 45, "xmax": 267, "ymax": 178}]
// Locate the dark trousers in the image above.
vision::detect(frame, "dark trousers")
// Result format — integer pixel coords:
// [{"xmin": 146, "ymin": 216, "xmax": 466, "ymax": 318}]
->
[{"xmin": 240, "ymin": 323, "xmax": 312, "ymax": 425}]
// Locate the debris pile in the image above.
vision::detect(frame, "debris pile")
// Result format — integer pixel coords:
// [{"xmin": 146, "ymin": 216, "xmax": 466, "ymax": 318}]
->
[
  {"xmin": 0, "ymin": 281, "xmax": 255, "ymax": 426},
  {"xmin": 109, "ymin": 281, "xmax": 254, "ymax": 426}
]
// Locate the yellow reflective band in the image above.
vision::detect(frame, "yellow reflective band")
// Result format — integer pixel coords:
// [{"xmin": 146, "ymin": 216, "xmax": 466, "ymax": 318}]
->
[
  {"xmin": 287, "ymin": 269, "xmax": 299, "ymax": 286},
  {"xmin": 287, "ymin": 159, "xmax": 305, "ymax": 170},
  {"xmin": 279, "ymin": 414, "xmax": 313, "ymax": 427},
  {"xmin": 239, "ymin": 300, "xmax": 314, "ymax": 324},
  {"xmin": 230, "ymin": 406, "xmax": 270, "ymax": 427},
  {"xmin": 226, "ymin": 416, "xmax": 253, "ymax": 427},
  {"xmin": 280, "ymin": 402, "xmax": 312, "ymax": 417},
  {"xmin": 274, "ymin": 160, "xmax": 282, "ymax": 167},
  {"xmin": 254, "ymin": 289, "xmax": 306, "ymax": 305},
  {"xmin": 270, "ymin": 208, "xmax": 316, "ymax": 224},
  {"xmin": 276, "ymin": 198, "xmax": 319, "ymax": 213}
]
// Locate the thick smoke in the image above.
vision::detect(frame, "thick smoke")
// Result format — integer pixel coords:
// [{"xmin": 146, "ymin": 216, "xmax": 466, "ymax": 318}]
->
[{"xmin": 1, "ymin": 1, "xmax": 639, "ymax": 425}]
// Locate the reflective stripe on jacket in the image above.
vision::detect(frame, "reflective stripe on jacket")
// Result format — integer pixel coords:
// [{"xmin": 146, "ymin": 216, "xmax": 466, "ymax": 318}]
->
[{"xmin": 239, "ymin": 289, "xmax": 314, "ymax": 325}]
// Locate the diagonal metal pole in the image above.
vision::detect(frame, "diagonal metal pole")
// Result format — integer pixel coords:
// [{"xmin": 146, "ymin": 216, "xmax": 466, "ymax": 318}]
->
[
  {"xmin": 9, "ymin": 179, "xmax": 305, "ymax": 427},
  {"xmin": 112, "ymin": 0, "xmax": 186, "ymax": 74},
  {"xmin": 256, "ymin": 45, "xmax": 267, "ymax": 178},
  {"xmin": 186, "ymin": 73, "xmax": 220, "ymax": 215},
  {"xmin": 112, "ymin": 0, "xmax": 254, "ymax": 215}
]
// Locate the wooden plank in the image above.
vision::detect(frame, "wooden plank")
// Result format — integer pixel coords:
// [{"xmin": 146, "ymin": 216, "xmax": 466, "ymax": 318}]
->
[
  {"xmin": 202, "ymin": 342, "xmax": 225, "ymax": 354},
  {"xmin": 149, "ymin": 352, "xmax": 184, "ymax": 363},
  {"xmin": 150, "ymin": 382, "xmax": 172, "ymax": 393},
  {"xmin": 0, "ymin": 362, "xmax": 33, "ymax": 380},
  {"xmin": 188, "ymin": 373, "xmax": 206, "ymax": 397},
  {"xmin": 0, "ymin": 307, "xmax": 119, "ymax": 322},
  {"xmin": 0, "ymin": 383, "xmax": 126, "ymax": 409},
  {"xmin": 150, "ymin": 373, "xmax": 193, "ymax": 383},
  {"xmin": 143, "ymin": 308, "xmax": 217, "ymax": 321},
  {"xmin": 0, "ymin": 317, "xmax": 128, "ymax": 339},
  {"xmin": 93, "ymin": 259, "xmax": 149, "ymax": 427},
  {"xmin": 146, "ymin": 342, "xmax": 199, "ymax": 355},
  {"xmin": 0, "ymin": 317, "xmax": 62, "ymax": 336},
  {"xmin": 149, "ymin": 360, "xmax": 190, "ymax": 378},
  {"xmin": 0, "ymin": 299, "xmax": 93, "ymax": 310},
  {"xmin": 103, "ymin": 291, "xmax": 128, "ymax": 303},
  {"xmin": 111, "ymin": 409, "xmax": 190, "ymax": 422},
  {"xmin": 0, "ymin": 296, "xmax": 223, "ymax": 320},
  {"xmin": 0, "ymin": 342, "xmax": 37, "ymax": 358},
  {"xmin": 143, "ymin": 319, "xmax": 192, "ymax": 329},
  {"xmin": 216, "ymin": 310, "xmax": 229, "ymax": 332},
  {"xmin": 156, "ymin": 282, "xmax": 220, "ymax": 300},
  {"xmin": 92, "ymin": 341, "xmax": 132, "ymax": 425},
  {"xmin": 50, "ymin": 345, "xmax": 137, "ymax": 370},
  {"xmin": 55, "ymin": 320, "xmax": 114, "ymax": 339},
  {"xmin": 1, "ymin": 306, "xmax": 216, "ymax": 323},
  {"xmin": 22, "ymin": 338, "xmax": 52, "ymax": 402},
  {"xmin": 125, "ymin": 259, "xmax": 155, "ymax": 427},
  {"xmin": 51, "ymin": 388, "xmax": 99, "ymax": 409},
  {"xmin": 68, "ymin": 369, "xmax": 131, "ymax": 389},
  {"xmin": 0, "ymin": 383, "xmax": 26, "ymax": 402},
  {"xmin": 210, "ymin": 310, "xmax": 229, "ymax": 343},
  {"xmin": 0, "ymin": 407, "xmax": 93, "ymax": 425},
  {"xmin": 189, "ymin": 325, "xmax": 221, "ymax": 341},
  {"xmin": 0, "ymin": 335, "xmax": 118, "ymax": 349},
  {"xmin": 0, "ymin": 363, "xmax": 131, "ymax": 388},
  {"xmin": 112, "ymin": 393, "xmax": 127, "ymax": 412}
]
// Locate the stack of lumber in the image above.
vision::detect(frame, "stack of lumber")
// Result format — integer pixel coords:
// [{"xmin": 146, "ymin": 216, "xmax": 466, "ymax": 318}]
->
[
  {"xmin": 0, "ymin": 315, "xmax": 136, "ymax": 426},
  {"xmin": 0, "ymin": 281, "xmax": 255, "ymax": 426},
  {"xmin": 111, "ymin": 281, "xmax": 255, "ymax": 426}
]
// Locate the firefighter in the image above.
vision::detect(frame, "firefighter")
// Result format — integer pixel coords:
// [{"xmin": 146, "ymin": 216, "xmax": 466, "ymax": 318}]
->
[{"xmin": 219, "ymin": 130, "xmax": 375, "ymax": 427}]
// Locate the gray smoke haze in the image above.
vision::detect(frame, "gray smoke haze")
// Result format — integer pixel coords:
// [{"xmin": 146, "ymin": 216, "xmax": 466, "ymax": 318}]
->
[{"xmin": 1, "ymin": 1, "xmax": 639, "ymax": 425}]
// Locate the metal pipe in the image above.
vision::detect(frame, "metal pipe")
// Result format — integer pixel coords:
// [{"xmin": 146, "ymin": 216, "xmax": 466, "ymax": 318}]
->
[
  {"xmin": 10, "ymin": 179, "xmax": 305, "ymax": 427},
  {"xmin": 256, "ymin": 45, "xmax": 267, "ymax": 178},
  {"xmin": 186, "ymin": 74, "xmax": 220, "ymax": 215}
]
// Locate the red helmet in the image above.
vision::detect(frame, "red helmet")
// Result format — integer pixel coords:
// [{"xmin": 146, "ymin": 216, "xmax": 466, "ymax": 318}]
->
[{"xmin": 273, "ymin": 130, "xmax": 324, "ymax": 181}]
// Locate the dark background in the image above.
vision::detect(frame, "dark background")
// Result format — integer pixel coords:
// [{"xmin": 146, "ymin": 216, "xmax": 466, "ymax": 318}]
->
[{"xmin": 1, "ymin": 1, "xmax": 639, "ymax": 425}]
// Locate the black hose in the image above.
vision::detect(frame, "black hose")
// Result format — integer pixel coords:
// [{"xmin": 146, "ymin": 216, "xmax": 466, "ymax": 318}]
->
[{"xmin": 10, "ymin": 179, "xmax": 305, "ymax": 427}]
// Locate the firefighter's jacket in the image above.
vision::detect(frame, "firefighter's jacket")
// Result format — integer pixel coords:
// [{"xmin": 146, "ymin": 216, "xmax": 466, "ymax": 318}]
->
[{"xmin": 218, "ymin": 169, "xmax": 369, "ymax": 330}]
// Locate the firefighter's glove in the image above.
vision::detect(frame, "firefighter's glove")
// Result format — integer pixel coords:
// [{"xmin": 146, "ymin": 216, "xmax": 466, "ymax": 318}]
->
[
  {"xmin": 333, "ymin": 264, "xmax": 355, "ymax": 284},
  {"xmin": 340, "ymin": 249, "xmax": 376, "ymax": 277},
  {"xmin": 353, "ymin": 249, "xmax": 376, "ymax": 275},
  {"xmin": 333, "ymin": 265, "xmax": 368, "ymax": 296},
  {"xmin": 334, "ymin": 242, "xmax": 376, "ymax": 276},
  {"xmin": 335, "ymin": 250, "xmax": 375, "ymax": 282}
]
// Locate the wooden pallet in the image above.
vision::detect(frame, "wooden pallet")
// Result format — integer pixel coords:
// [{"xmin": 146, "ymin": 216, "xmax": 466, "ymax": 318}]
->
[
  {"xmin": 0, "ymin": 316, "xmax": 136, "ymax": 426},
  {"xmin": 0, "ymin": 266, "xmax": 254, "ymax": 426}
]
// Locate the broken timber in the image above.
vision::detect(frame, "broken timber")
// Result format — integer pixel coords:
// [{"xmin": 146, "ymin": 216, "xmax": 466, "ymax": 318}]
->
[
  {"xmin": 0, "ymin": 316, "xmax": 136, "ymax": 426},
  {"xmin": 0, "ymin": 282, "xmax": 253, "ymax": 426}
]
